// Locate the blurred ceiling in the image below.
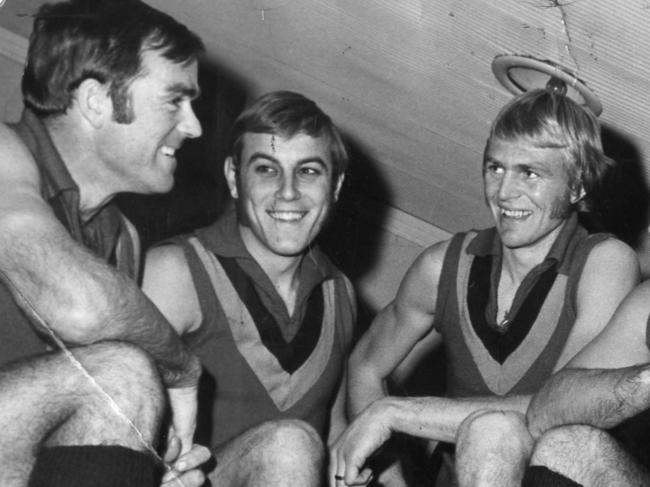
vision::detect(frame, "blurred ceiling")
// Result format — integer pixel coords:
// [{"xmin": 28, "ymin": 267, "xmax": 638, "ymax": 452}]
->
[{"xmin": 2, "ymin": 0, "xmax": 649, "ymax": 242}]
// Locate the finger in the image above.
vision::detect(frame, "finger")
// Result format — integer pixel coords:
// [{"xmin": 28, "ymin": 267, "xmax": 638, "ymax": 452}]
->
[
  {"xmin": 161, "ymin": 469, "xmax": 206, "ymax": 487},
  {"xmin": 173, "ymin": 445, "xmax": 212, "ymax": 472},
  {"xmin": 328, "ymin": 445, "xmax": 340, "ymax": 487},
  {"xmin": 357, "ymin": 467, "xmax": 373, "ymax": 485},
  {"xmin": 163, "ymin": 436, "xmax": 181, "ymax": 464},
  {"xmin": 343, "ymin": 456, "xmax": 371, "ymax": 486}
]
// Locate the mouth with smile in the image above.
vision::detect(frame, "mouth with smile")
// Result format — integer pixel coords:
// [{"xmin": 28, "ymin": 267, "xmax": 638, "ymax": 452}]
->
[
  {"xmin": 161, "ymin": 145, "xmax": 177, "ymax": 158},
  {"xmin": 500, "ymin": 207, "xmax": 532, "ymax": 219},
  {"xmin": 267, "ymin": 210, "xmax": 308, "ymax": 222}
]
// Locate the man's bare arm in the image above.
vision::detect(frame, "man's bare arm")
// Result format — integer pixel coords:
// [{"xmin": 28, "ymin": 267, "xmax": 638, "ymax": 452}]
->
[
  {"xmin": 142, "ymin": 244, "xmax": 203, "ymax": 337},
  {"xmin": 347, "ymin": 241, "xmax": 449, "ymax": 420},
  {"xmin": 528, "ymin": 278, "xmax": 650, "ymax": 439},
  {"xmin": 327, "ymin": 367, "xmax": 349, "ymax": 447},
  {"xmin": 549, "ymin": 238, "xmax": 640, "ymax": 370},
  {"xmin": 331, "ymin": 392, "xmax": 532, "ymax": 486},
  {"xmin": 0, "ymin": 124, "xmax": 200, "ymax": 388}
]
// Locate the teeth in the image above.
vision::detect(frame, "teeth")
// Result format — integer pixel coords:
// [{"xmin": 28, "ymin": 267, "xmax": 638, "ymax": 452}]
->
[
  {"xmin": 268, "ymin": 211, "xmax": 306, "ymax": 222},
  {"xmin": 501, "ymin": 208, "xmax": 532, "ymax": 218},
  {"xmin": 161, "ymin": 146, "xmax": 176, "ymax": 157}
]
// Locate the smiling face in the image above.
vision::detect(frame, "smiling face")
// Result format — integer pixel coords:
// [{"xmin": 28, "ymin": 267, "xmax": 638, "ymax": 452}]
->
[
  {"xmin": 226, "ymin": 132, "xmax": 343, "ymax": 263},
  {"xmin": 98, "ymin": 49, "xmax": 202, "ymax": 194},
  {"xmin": 484, "ymin": 137, "xmax": 581, "ymax": 251}
]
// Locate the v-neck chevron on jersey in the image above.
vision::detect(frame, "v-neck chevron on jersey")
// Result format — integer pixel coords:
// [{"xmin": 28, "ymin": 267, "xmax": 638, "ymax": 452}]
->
[
  {"xmin": 434, "ymin": 215, "xmax": 610, "ymax": 397},
  {"xmin": 467, "ymin": 253, "xmax": 558, "ymax": 364},
  {"xmin": 216, "ymin": 255, "xmax": 324, "ymax": 374},
  {"xmin": 170, "ymin": 207, "xmax": 357, "ymax": 449}
]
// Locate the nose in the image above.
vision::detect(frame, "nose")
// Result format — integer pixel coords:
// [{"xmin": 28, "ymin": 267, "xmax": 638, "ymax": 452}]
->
[
  {"xmin": 276, "ymin": 173, "xmax": 300, "ymax": 201},
  {"xmin": 178, "ymin": 102, "xmax": 202, "ymax": 139},
  {"xmin": 497, "ymin": 171, "xmax": 520, "ymax": 200}
]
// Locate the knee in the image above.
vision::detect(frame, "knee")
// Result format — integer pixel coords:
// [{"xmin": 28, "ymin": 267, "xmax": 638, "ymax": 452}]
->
[
  {"xmin": 72, "ymin": 341, "xmax": 165, "ymax": 434},
  {"xmin": 259, "ymin": 419, "xmax": 325, "ymax": 466},
  {"xmin": 458, "ymin": 410, "xmax": 533, "ymax": 456}
]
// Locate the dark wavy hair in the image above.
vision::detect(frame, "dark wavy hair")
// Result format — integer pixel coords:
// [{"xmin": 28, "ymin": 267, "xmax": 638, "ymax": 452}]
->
[
  {"xmin": 229, "ymin": 91, "xmax": 349, "ymax": 182},
  {"xmin": 485, "ymin": 88, "xmax": 613, "ymax": 212},
  {"xmin": 22, "ymin": 0, "xmax": 204, "ymax": 123}
]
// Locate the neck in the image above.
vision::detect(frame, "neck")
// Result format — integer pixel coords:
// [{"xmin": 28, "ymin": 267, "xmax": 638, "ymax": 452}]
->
[
  {"xmin": 500, "ymin": 219, "xmax": 567, "ymax": 283},
  {"xmin": 45, "ymin": 117, "xmax": 117, "ymax": 220},
  {"xmin": 238, "ymin": 225, "xmax": 305, "ymax": 315}
]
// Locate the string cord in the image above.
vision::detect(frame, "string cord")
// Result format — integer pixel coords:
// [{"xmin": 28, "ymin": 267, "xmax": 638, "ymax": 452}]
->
[{"xmin": 0, "ymin": 269, "xmax": 189, "ymax": 486}]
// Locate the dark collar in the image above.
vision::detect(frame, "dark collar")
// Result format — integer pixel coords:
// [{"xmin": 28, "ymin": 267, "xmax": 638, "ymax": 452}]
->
[
  {"xmin": 467, "ymin": 212, "xmax": 581, "ymax": 269},
  {"xmin": 13, "ymin": 109, "xmax": 79, "ymax": 201},
  {"xmin": 196, "ymin": 203, "xmax": 339, "ymax": 284}
]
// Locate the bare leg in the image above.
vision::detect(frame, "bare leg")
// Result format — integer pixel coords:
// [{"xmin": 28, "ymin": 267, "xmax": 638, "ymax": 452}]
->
[
  {"xmin": 530, "ymin": 425, "xmax": 650, "ymax": 487},
  {"xmin": 456, "ymin": 410, "xmax": 533, "ymax": 487},
  {"xmin": 208, "ymin": 419, "xmax": 325, "ymax": 486},
  {"xmin": 0, "ymin": 341, "xmax": 165, "ymax": 487}
]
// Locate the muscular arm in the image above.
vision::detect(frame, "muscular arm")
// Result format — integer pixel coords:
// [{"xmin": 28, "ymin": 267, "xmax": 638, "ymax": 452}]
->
[
  {"xmin": 549, "ymin": 238, "xmax": 640, "ymax": 370},
  {"xmin": 0, "ymin": 125, "xmax": 200, "ymax": 387},
  {"xmin": 332, "ymin": 389, "xmax": 531, "ymax": 485},
  {"xmin": 142, "ymin": 244, "xmax": 202, "ymax": 336},
  {"xmin": 347, "ymin": 242, "xmax": 448, "ymax": 420},
  {"xmin": 142, "ymin": 244, "xmax": 204, "ymax": 454},
  {"xmin": 528, "ymin": 272, "xmax": 649, "ymax": 439}
]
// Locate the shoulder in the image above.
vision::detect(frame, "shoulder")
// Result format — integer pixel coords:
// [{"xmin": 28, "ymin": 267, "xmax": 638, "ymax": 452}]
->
[
  {"xmin": 394, "ymin": 237, "xmax": 454, "ymax": 303},
  {"xmin": 142, "ymin": 243, "xmax": 201, "ymax": 334},
  {"xmin": 0, "ymin": 122, "xmax": 40, "ymax": 183},
  {"xmin": 143, "ymin": 243, "xmax": 196, "ymax": 301},
  {"xmin": 0, "ymin": 123, "xmax": 52, "ymax": 224},
  {"xmin": 407, "ymin": 237, "xmax": 455, "ymax": 281},
  {"xmin": 574, "ymin": 235, "xmax": 639, "ymax": 312},
  {"xmin": 145, "ymin": 243, "xmax": 191, "ymax": 278},
  {"xmin": 582, "ymin": 236, "xmax": 638, "ymax": 275},
  {"xmin": 587, "ymin": 234, "xmax": 636, "ymax": 258}
]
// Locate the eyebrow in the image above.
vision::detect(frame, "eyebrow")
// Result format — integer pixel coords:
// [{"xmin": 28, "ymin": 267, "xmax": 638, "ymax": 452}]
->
[
  {"xmin": 484, "ymin": 157, "xmax": 556, "ymax": 175},
  {"xmin": 167, "ymin": 82, "xmax": 201, "ymax": 100},
  {"xmin": 247, "ymin": 152, "xmax": 329, "ymax": 168}
]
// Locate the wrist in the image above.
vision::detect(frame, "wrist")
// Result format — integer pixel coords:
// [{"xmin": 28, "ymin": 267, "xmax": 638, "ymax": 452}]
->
[
  {"xmin": 164, "ymin": 352, "xmax": 201, "ymax": 388},
  {"xmin": 370, "ymin": 396, "xmax": 402, "ymax": 434}
]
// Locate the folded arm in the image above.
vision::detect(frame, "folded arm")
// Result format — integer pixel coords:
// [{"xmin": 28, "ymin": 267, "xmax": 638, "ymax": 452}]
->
[{"xmin": 0, "ymin": 125, "xmax": 200, "ymax": 389}]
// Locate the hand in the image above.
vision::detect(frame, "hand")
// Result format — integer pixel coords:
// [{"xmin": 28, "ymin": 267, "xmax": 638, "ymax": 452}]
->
[
  {"xmin": 373, "ymin": 462, "xmax": 408, "ymax": 487},
  {"xmin": 162, "ymin": 351, "xmax": 202, "ymax": 389},
  {"xmin": 167, "ymin": 385, "xmax": 198, "ymax": 454},
  {"xmin": 329, "ymin": 399, "xmax": 393, "ymax": 486},
  {"xmin": 161, "ymin": 437, "xmax": 212, "ymax": 487}
]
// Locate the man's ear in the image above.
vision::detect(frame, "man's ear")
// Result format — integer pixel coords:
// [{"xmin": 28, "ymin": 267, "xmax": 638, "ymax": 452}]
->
[
  {"xmin": 333, "ymin": 173, "xmax": 345, "ymax": 202},
  {"xmin": 570, "ymin": 186, "xmax": 586, "ymax": 204},
  {"xmin": 224, "ymin": 156, "xmax": 239, "ymax": 199},
  {"xmin": 75, "ymin": 78, "xmax": 111, "ymax": 129}
]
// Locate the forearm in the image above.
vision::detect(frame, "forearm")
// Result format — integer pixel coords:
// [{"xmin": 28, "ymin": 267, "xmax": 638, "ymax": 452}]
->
[
  {"xmin": 103, "ymin": 281, "xmax": 201, "ymax": 387},
  {"xmin": 527, "ymin": 365, "xmax": 650, "ymax": 438},
  {"xmin": 373, "ymin": 394, "xmax": 531, "ymax": 443},
  {"xmin": 347, "ymin": 360, "xmax": 388, "ymax": 419},
  {"xmin": 0, "ymin": 214, "xmax": 199, "ymax": 387}
]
